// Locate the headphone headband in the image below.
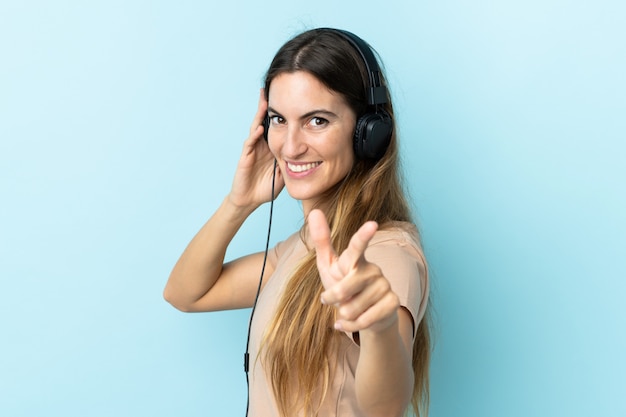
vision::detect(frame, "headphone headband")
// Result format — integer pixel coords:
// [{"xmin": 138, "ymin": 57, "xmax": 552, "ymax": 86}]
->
[{"xmin": 322, "ymin": 28, "xmax": 388, "ymax": 106}]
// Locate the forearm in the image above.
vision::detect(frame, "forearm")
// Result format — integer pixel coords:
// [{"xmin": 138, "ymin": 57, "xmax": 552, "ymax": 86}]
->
[
  {"xmin": 163, "ymin": 196, "xmax": 257, "ymax": 310},
  {"xmin": 354, "ymin": 316, "xmax": 414, "ymax": 417}
]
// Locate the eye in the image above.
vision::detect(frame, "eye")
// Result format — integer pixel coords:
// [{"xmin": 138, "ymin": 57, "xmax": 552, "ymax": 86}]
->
[
  {"xmin": 270, "ymin": 115, "xmax": 285, "ymax": 125},
  {"xmin": 309, "ymin": 117, "xmax": 328, "ymax": 127}
]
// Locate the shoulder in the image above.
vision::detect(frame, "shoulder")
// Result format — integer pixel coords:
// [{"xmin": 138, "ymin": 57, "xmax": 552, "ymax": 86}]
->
[
  {"xmin": 267, "ymin": 231, "xmax": 305, "ymax": 267},
  {"xmin": 365, "ymin": 221, "xmax": 429, "ymax": 324},
  {"xmin": 369, "ymin": 222, "xmax": 424, "ymax": 257},
  {"xmin": 366, "ymin": 221, "xmax": 426, "ymax": 278}
]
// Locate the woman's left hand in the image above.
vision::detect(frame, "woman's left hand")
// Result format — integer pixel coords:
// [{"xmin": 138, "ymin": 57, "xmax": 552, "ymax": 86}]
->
[{"xmin": 308, "ymin": 209, "xmax": 401, "ymax": 334}]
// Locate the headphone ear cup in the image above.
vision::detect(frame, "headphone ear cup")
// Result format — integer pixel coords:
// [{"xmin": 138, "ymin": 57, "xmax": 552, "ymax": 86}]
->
[
  {"xmin": 353, "ymin": 112, "xmax": 393, "ymax": 160},
  {"xmin": 262, "ymin": 115, "xmax": 270, "ymax": 142}
]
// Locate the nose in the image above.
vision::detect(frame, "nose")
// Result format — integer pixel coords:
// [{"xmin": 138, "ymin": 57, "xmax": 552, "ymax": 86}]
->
[{"xmin": 281, "ymin": 125, "xmax": 307, "ymax": 158}]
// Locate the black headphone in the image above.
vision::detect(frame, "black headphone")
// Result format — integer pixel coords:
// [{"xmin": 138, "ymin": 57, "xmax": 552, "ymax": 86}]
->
[{"xmin": 263, "ymin": 28, "xmax": 393, "ymax": 160}]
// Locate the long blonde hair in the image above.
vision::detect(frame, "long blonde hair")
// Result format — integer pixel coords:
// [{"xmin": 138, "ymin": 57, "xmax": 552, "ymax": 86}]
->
[{"xmin": 260, "ymin": 28, "xmax": 432, "ymax": 417}]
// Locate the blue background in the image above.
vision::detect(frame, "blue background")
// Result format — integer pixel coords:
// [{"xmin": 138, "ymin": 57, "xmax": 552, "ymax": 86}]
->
[{"xmin": 1, "ymin": 1, "xmax": 624, "ymax": 416}]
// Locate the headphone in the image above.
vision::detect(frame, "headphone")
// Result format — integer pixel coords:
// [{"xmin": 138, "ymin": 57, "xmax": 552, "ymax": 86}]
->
[{"xmin": 263, "ymin": 28, "xmax": 393, "ymax": 160}]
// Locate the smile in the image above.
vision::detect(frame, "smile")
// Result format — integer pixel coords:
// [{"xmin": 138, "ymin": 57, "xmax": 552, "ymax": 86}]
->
[{"xmin": 287, "ymin": 161, "xmax": 321, "ymax": 173}]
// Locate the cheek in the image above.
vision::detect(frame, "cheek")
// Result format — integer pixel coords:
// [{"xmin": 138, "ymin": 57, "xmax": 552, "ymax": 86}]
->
[
  {"xmin": 339, "ymin": 135, "xmax": 356, "ymax": 164},
  {"xmin": 343, "ymin": 153, "xmax": 356, "ymax": 173},
  {"xmin": 333, "ymin": 144, "xmax": 355, "ymax": 175}
]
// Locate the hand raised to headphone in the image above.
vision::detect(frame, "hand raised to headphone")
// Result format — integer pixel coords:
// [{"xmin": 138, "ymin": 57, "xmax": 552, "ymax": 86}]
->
[
  {"xmin": 228, "ymin": 89, "xmax": 284, "ymax": 210},
  {"xmin": 308, "ymin": 209, "xmax": 400, "ymax": 334}
]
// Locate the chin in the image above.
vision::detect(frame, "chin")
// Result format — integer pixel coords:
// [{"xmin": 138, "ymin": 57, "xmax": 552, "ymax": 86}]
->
[
  {"xmin": 284, "ymin": 185, "xmax": 319, "ymax": 202},
  {"xmin": 285, "ymin": 190, "xmax": 313, "ymax": 201}
]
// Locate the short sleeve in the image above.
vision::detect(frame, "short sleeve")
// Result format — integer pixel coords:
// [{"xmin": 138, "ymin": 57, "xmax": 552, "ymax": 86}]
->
[
  {"xmin": 364, "ymin": 226, "xmax": 429, "ymax": 337},
  {"xmin": 266, "ymin": 232, "xmax": 302, "ymax": 270}
]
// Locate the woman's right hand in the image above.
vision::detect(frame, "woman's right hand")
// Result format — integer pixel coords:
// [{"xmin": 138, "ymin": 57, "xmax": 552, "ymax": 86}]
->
[{"xmin": 228, "ymin": 89, "xmax": 284, "ymax": 210}]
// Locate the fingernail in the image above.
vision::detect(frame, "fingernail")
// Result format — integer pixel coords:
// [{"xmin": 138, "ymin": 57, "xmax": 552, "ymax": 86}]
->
[
  {"xmin": 320, "ymin": 295, "xmax": 326, "ymax": 305},
  {"xmin": 334, "ymin": 321, "xmax": 343, "ymax": 331}
]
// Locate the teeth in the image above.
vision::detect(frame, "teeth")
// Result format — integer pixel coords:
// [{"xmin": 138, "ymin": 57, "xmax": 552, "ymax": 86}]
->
[{"xmin": 287, "ymin": 162, "xmax": 320, "ymax": 173}]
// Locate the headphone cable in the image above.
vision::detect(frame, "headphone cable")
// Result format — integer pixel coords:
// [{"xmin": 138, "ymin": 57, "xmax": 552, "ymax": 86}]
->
[{"xmin": 244, "ymin": 159, "xmax": 277, "ymax": 417}]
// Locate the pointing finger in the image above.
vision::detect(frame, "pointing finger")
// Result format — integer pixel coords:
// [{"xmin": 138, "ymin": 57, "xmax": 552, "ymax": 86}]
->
[{"xmin": 307, "ymin": 209, "xmax": 336, "ymax": 269}]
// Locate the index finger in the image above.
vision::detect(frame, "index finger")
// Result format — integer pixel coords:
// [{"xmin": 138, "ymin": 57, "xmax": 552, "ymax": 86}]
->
[{"xmin": 307, "ymin": 209, "xmax": 336, "ymax": 268}]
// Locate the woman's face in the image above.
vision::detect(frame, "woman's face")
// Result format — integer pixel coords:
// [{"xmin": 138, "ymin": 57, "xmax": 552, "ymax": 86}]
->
[{"xmin": 267, "ymin": 71, "xmax": 356, "ymax": 214}]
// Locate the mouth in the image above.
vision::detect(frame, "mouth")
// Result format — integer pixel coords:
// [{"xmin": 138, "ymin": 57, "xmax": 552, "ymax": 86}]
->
[{"xmin": 286, "ymin": 161, "xmax": 322, "ymax": 173}]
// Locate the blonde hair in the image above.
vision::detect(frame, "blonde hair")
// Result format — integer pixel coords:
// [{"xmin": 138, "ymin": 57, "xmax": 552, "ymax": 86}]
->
[{"xmin": 260, "ymin": 28, "xmax": 432, "ymax": 417}]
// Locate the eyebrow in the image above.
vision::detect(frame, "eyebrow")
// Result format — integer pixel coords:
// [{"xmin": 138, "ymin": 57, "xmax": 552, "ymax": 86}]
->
[{"xmin": 267, "ymin": 106, "xmax": 338, "ymax": 120}]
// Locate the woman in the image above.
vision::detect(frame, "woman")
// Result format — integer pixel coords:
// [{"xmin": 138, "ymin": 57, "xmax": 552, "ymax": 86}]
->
[{"xmin": 164, "ymin": 28, "xmax": 431, "ymax": 417}]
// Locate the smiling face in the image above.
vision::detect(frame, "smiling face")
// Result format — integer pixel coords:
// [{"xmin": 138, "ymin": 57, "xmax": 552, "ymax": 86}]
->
[{"xmin": 267, "ymin": 71, "xmax": 357, "ymax": 214}]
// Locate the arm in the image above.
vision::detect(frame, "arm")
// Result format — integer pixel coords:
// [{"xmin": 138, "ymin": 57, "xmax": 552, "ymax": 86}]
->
[
  {"xmin": 164, "ymin": 89, "xmax": 284, "ymax": 312},
  {"xmin": 354, "ymin": 310, "xmax": 414, "ymax": 417},
  {"xmin": 164, "ymin": 197, "xmax": 266, "ymax": 312},
  {"xmin": 308, "ymin": 209, "xmax": 415, "ymax": 417}
]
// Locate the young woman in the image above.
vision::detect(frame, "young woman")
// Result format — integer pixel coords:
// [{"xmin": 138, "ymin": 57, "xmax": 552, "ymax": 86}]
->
[{"xmin": 164, "ymin": 28, "xmax": 431, "ymax": 417}]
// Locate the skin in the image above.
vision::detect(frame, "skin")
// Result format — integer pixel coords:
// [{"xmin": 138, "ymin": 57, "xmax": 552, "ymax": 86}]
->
[
  {"xmin": 164, "ymin": 72, "xmax": 414, "ymax": 416},
  {"xmin": 266, "ymin": 71, "xmax": 356, "ymax": 214},
  {"xmin": 308, "ymin": 209, "xmax": 413, "ymax": 417}
]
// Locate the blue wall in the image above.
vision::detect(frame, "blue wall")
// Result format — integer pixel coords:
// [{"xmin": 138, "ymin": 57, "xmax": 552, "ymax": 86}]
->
[{"xmin": 1, "ymin": 1, "xmax": 624, "ymax": 416}]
